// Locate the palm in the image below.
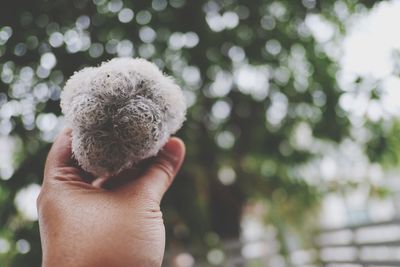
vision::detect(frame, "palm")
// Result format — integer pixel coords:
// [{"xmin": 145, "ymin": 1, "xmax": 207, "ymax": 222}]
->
[{"xmin": 38, "ymin": 129, "xmax": 185, "ymax": 267}]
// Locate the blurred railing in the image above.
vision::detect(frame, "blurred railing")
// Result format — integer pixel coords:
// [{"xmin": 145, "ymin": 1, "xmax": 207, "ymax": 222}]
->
[
  {"xmin": 312, "ymin": 218, "xmax": 400, "ymax": 267},
  {"xmin": 165, "ymin": 219, "xmax": 400, "ymax": 266}
]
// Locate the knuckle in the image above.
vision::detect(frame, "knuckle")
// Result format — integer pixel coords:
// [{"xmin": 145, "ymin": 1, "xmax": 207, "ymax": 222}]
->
[
  {"xmin": 48, "ymin": 167, "xmax": 82, "ymax": 182},
  {"xmin": 152, "ymin": 159, "xmax": 174, "ymax": 181}
]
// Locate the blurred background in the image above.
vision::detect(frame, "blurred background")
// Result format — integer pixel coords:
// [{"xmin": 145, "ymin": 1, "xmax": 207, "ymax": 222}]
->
[{"xmin": 1, "ymin": 0, "xmax": 400, "ymax": 266}]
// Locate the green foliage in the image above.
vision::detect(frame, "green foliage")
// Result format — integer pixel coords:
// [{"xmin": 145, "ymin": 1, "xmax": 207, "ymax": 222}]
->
[
  {"xmin": 0, "ymin": 0, "xmax": 389, "ymax": 265},
  {"xmin": 371, "ymin": 121, "xmax": 400, "ymax": 167}
]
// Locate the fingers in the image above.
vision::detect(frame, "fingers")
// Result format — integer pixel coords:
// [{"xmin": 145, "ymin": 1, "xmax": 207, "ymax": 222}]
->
[{"xmin": 128, "ymin": 137, "xmax": 185, "ymax": 203}]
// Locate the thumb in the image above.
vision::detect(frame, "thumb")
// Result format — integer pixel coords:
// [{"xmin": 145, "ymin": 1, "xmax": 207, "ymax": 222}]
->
[
  {"xmin": 45, "ymin": 128, "xmax": 73, "ymax": 171},
  {"xmin": 43, "ymin": 128, "xmax": 85, "ymax": 184},
  {"xmin": 132, "ymin": 137, "xmax": 185, "ymax": 203}
]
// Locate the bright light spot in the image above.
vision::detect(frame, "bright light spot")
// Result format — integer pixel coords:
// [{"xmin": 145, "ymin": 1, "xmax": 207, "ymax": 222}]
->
[
  {"xmin": 64, "ymin": 33, "xmax": 77, "ymax": 52},
  {"xmin": 234, "ymin": 65, "xmax": 270, "ymax": 100},
  {"xmin": 291, "ymin": 122, "xmax": 313, "ymax": 150},
  {"xmin": 182, "ymin": 66, "xmax": 201, "ymax": 86},
  {"xmin": 206, "ymin": 11, "xmax": 239, "ymax": 32},
  {"xmin": 105, "ymin": 39, "xmax": 119, "ymax": 54},
  {"xmin": 265, "ymin": 39, "xmax": 282, "ymax": 55},
  {"xmin": 0, "ymin": 238, "xmax": 10, "ymax": 254},
  {"xmin": 206, "ymin": 12, "xmax": 225, "ymax": 32},
  {"xmin": 211, "ymin": 100, "xmax": 231, "ymax": 120},
  {"xmin": 334, "ymin": 1, "xmax": 349, "ymax": 20},
  {"xmin": 366, "ymin": 100, "xmax": 383, "ymax": 122},
  {"xmin": 89, "ymin": 43, "xmax": 104, "ymax": 58},
  {"xmin": 170, "ymin": 0, "xmax": 185, "ymax": 8},
  {"xmin": 33, "ymin": 83, "xmax": 50, "ymax": 101},
  {"xmin": 76, "ymin": 15, "xmax": 91, "ymax": 29},
  {"xmin": 209, "ymin": 71, "xmax": 233, "ymax": 97},
  {"xmin": 152, "ymin": 0, "xmax": 167, "ymax": 11},
  {"xmin": 216, "ymin": 131, "xmax": 235, "ymax": 149},
  {"xmin": 107, "ymin": 0, "xmax": 123, "ymax": 13},
  {"xmin": 266, "ymin": 92, "xmax": 288, "ymax": 126},
  {"xmin": 222, "ymin": 11, "xmax": 239, "ymax": 29},
  {"xmin": 20, "ymin": 66, "xmax": 34, "ymax": 81},
  {"xmin": 241, "ymin": 215, "xmax": 267, "ymax": 241},
  {"xmin": 305, "ymin": 14, "xmax": 335, "ymax": 43},
  {"xmin": 40, "ymin": 52, "xmax": 57, "ymax": 70},
  {"xmin": 218, "ymin": 166, "xmax": 236, "ymax": 185},
  {"xmin": 14, "ymin": 184, "xmax": 41, "ymax": 221},
  {"xmin": 49, "ymin": 32, "xmax": 64, "ymax": 47},
  {"xmin": 118, "ymin": 8, "xmax": 134, "ymax": 23},
  {"xmin": 14, "ymin": 43, "xmax": 27, "ymax": 56},
  {"xmin": 228, "ymin": 46, "xmax": 245, "ymax": 62},
  {"xmin": 184, "ymin": 32, "xmax": 199, "ymax": 48},
  {"xmin": 138, "ymin": 43, "xmax": 155, "ymax": 58},
  {"xmin": 320, "ymin": 156, "xmax": 337, "ymax": 180},
  {"xmin": 1, "ymin": 64, "xmax": 14, "ymax": 84},
  {"xmin": 207, "ymin": 249, "xmax": 225, "ymax": 265},
  {"xmin": 0, "ymin": 93, "xmax": 6, "ymax": 106},
  {"xmin": 288, "ymin": 44, "xmax": 312, "ymax": 92},
  {"xmin": 63, "ymin": 30, "xmax": 91, "ymax": 53},
  {"xmin": 136, "ymin": 10, "xmax": 152, "ymax": 25},
  {"xmin": 0, "ymin": 120, "xmax": 13, "ymax": 135},
  {"xmin": 64, "ymin": 30, "xmax": 80, "ymax": 51},
  {"xmin": 16, "ymin": 239, "xmax": 30, "ymax": 254},
  {"xmin": 0, "ymin": 26, "xmax": 12, "ymax": 45},
  {"xmin": 183, "ymin": 90, "xmax": 196, "ymax": 107},
  {"xmin": 269, "ymin": 2, "xmax": 287, "ymax": 19},
  {"xmin": 36, "ymin": 113, "xmax": 58, "ymax": 132},
  {"xmin": 242, "ymin": 241, "xmax": 266, "ymax": 259},
  {"xmin": 312, "ymin": 90, "xmax": 326, "ymax": 107},
  {"xmin": 174, "ymin": 252, "xmax": 195, "ymax": 267},
  {"xmin": 0, "ymin": 136, "xmax": 17, "ymax": 180},
  {"xmin": 260, "ymin": 15, "xmax": 276, "ymax": 30},
  {"xmin": 117, "ymin": 40, "xmax": 134, "ymax": 57},
  {"xmin": 139, "ymin": 26, "xmax": 156, "ymax": 43},
  {"xmin": 381, "ymin": 76, "xmax": 400, "ymax": 115},
  {"xmin": 273, "ymin": 66, "xmax": 291, "ymax": 86},
  {"xmin": 168, "ymin": 32, "xmax": 199, "ymax": 50},
  {"xmin": 169, "ymin": 32, "xmax": 185, "ymax": 50},
  {"xmin": 0, "ymin": 100, "xmax": 20, "ymax": 119}
]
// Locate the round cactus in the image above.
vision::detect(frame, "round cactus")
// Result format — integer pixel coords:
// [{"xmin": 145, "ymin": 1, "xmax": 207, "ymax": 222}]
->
[{"xmin": 60, "ymin": 58, "xmax": 186, "ymax": 177}]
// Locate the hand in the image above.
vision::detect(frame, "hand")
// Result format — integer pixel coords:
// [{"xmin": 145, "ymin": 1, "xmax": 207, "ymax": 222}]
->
[{"xmin": 37, "ymin": 128, "xmax": 185, "ymax": 267}]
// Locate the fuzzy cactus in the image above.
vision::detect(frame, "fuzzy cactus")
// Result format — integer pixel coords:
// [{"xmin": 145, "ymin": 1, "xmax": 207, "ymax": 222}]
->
[{"xmin": 60, "ymin": 58, "xmax": 186, "ymax": 177}]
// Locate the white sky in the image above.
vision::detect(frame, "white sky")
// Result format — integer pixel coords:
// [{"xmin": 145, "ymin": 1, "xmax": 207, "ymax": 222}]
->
[
  {"xmin": 340, "ymin": 0, "xmax": 400, "ymax": 121},
  {"xmin": 341, "ymin": 0, "xmax": 400, "ymax": 79}
]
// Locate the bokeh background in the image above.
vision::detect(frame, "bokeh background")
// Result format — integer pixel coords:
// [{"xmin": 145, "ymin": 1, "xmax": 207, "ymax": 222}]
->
[{"xmin": 1, "ymin": 0, "xmax": 400, "ymax": 266}]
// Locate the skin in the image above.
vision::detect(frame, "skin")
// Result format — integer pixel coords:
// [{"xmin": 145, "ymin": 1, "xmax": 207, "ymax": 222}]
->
[{"xmin": 37, "ymin": 128, "xmax": 185, "ymax": 267}]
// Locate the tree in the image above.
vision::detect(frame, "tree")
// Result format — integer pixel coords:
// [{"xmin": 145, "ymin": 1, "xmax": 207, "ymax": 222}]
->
[{"xmin": 0, "ymin": 0, "xmax": 387, "ymax": 265}]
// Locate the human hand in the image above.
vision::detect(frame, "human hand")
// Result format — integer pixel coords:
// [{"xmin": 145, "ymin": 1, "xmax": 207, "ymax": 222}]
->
[{"xmin": 37, "ymin": 128, "xmax": 185, "ymax": 267}]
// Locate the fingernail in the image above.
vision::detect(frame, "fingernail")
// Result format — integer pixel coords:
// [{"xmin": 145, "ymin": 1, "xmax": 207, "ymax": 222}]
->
[
  {"xmin": 62, "ymin": 127, "xmax": 72, "ymax": 136},
  {"xmin": 160, "ymin": 138, "xmax": 185, "ymax": 168}
]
